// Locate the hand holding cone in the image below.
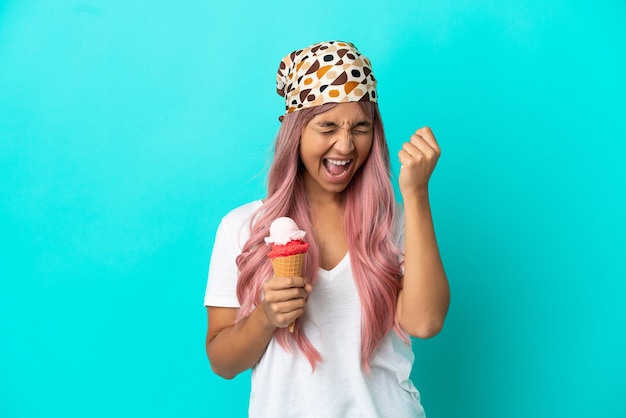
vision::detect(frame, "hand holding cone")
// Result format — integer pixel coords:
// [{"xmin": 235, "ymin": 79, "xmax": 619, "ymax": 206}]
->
[{"xmin": 265, "ymin": 217, "xmax": 309, "ymax": 332}]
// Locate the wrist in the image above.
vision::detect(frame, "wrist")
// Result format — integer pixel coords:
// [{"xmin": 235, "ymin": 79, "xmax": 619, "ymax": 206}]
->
[
  {"xmin": 254, "ymin": 303, "xmax": 278, "ymax": 333},
  {"xmin": 401, "ymin": 187, "xmax": 430, "ymax": 204}
]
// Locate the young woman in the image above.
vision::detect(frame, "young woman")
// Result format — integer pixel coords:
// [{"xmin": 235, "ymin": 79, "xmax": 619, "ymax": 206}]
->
[{"xmin": 204, "ymin": 40, "xmax": 449, "ymax": 417}]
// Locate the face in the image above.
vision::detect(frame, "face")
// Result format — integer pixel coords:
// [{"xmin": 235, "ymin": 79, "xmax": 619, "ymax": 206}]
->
[{"xmin": 299, "ymin": 102, "xmax": 374, "ymax": 197}]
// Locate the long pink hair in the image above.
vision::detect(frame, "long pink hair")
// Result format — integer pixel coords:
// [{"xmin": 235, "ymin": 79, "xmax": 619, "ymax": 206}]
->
[{"xmin": 235, "ymin": 102, "xmax": 406, "ymax": 370}]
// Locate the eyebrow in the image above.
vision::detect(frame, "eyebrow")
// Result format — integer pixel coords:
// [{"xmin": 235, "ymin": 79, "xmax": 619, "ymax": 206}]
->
[{"xmin": 315, "ymin": 120, "xmax": 372, "ymax": 128}]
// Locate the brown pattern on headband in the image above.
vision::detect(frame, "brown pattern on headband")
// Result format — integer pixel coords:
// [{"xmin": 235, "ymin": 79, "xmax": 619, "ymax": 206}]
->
[{"xmin": 276, "ymin": 41, "xmax": 377, "ymax": 114}]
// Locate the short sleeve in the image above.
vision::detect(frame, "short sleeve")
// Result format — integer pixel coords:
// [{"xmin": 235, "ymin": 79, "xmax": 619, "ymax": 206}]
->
[
  {"xmin": 393, "ymin": 202, "xmax": 406, "ymax": 274},
  {"xmin": 204, "ymin": 201, "xmax": 262, "ymax": 307},
  {"xmin": 394, "ymin": 202, "xmax": 405, "ymax": 253},
  {"xmin": 204, "ymin": 218, "xmax": 242, "ymax": 307}
]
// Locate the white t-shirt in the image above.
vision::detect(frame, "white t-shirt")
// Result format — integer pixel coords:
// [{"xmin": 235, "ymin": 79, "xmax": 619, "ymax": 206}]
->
[{"xmin": 205, "ymin": 200, "xmax": 425, "ymax": 418}]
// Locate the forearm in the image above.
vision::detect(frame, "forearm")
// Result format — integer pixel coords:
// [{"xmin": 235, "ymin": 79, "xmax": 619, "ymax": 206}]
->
[
  {"xmin": 398, "ymin": 191, "xmax": 450, "ymax": 338},
  {"xmin": 207, "ymin": 306, "xmax": 276, "ymax": 379}
]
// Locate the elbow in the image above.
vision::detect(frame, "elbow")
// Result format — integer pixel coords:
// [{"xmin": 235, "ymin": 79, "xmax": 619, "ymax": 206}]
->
[
  {"xmin": 209, "ymin": 362, "xmax": 238, "ymax": 380},
  {"xmin": 207, "ymin": 351, "xmax": 239, "ymax": 380},
  {"xmin": 206, "ymin": 342, "xmax": 239, "ymax": 380},
  {"xmin": 408, "ymin": 322, "xmax": 444, "ymax": 339},
  {"xmin": 400, "ymin": 317, "xmax": 445, "ymax": 339}
]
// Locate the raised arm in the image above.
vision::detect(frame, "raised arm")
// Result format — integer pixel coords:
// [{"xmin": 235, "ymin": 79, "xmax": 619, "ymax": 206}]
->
[{"xmin": 396, "ymin": 126, "xmax": 450, "ymax": 338}]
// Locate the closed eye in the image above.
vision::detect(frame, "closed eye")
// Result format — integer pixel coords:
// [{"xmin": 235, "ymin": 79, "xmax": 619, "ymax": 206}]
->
[
  {"xmin": 352, "ymin": 121, "xmax": 372, "ymax": 134},
  {"xmin": 314, "ymin": 120, "xmax": 371, "ymax": 135}
]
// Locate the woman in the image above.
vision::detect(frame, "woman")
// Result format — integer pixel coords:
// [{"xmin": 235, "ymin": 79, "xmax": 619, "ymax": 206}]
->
[{"xmin": 204, "ymin": 40, "xmax": 449, "ymax": 417}]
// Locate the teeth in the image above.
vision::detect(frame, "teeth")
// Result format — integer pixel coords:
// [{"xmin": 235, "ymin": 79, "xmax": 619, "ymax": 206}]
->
[{"xmin": 326, "ymin": 159, "xmax": 350, "ymax": 166}]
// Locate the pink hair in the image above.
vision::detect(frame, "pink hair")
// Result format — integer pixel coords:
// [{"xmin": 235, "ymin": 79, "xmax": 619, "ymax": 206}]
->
[{"xmin": 235, "ymin": 102, "xmax": 406, "ymax": 370}]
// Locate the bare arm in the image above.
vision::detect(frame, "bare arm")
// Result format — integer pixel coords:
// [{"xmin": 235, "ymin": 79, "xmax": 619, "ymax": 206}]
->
[
  {"xmin": 396, "ymin": 127, "xmax": 450, "ymax": 338},
  {"xmin": 206, "ymin": 306, "xmax": 275, "ymax": 379},
  {"xmin": 206, "ymin": 276, "xmax": 311, "ymax": 379}
]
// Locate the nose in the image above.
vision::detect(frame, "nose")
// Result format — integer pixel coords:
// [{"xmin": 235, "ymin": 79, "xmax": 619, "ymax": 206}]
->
[{"xmin": 333, "ymin": 130, "xmax": 355, "ymax": 154}]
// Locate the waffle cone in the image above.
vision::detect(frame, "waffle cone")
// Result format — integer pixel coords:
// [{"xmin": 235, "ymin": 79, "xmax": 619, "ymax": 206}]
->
[
  {"xmin": 270, "ymin": 253, "xmax": 305, "ymax": 333},
  {"xmin": 271, "ymin": 253, "xmax": 305, "ymax": 277}
]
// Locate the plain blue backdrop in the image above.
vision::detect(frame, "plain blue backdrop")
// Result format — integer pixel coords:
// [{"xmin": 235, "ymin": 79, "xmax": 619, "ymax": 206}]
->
[{"xmin": 1, "ymin": 1, "xmax": 625, "ymax": 417}]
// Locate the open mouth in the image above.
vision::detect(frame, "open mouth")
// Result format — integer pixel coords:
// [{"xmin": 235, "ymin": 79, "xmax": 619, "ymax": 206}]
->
[{"xmin": 324, "ymin": 158, "xmax": 352, "ymax": 177}]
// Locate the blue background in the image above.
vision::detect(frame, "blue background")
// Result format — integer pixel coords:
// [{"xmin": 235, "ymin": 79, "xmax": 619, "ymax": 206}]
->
[{"xmin": 1, "ymin": 1, "xmax": 625, "ymax": 417}]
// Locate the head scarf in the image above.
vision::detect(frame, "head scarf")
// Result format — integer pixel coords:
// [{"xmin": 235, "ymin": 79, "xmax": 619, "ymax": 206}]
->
[{"xmin": 276, "ymin": 40, "xmax": 377, "ymax": 114}]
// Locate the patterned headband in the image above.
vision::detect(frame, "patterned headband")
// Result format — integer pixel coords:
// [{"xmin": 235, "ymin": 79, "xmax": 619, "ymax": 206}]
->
[{"xmin": 276, "ymin": 40, "xmax": 377, "ymax": 114}]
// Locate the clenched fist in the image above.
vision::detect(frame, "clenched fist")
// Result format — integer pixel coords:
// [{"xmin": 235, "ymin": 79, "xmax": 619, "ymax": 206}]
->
[{"xmin": 398, "ymin": 126, "xmax": 441, "ymax": 198}]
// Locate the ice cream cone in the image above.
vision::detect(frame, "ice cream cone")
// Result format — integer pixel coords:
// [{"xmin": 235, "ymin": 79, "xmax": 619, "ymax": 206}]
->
[{"xmin": 271, "ymin": 253, "xmax": 305, "ymax": 278}]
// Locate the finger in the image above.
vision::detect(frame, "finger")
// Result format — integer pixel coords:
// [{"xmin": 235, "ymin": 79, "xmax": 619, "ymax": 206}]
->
[
  {"xmin": 270, "ymin": 298, "xmax": 307, "ymax": 327},
  {"xmin": 413, "ymin": 127, "xmax": 440, "ymax": 153},
  {"xmin": 398, "ymin": 148, "xmax": 429, "ymax": 168},
  {"xmin": 264, "ymin": 276, "xmax": 308, "ymax": 291},
  {"xmin": 401, "ymin": 140, "xmax": 424, "ymax": 158},
  {"xmin": 409, "ymin": 132, "xmax": 435, "ymax": 151},
  {"xmin": 400, "ymin": 141, "xmax": 430, "ymax": 163},
  {"xmin": 276, "ymin": 308, "xmax": 305, "ymax": 328},
  {"xmin": 281, "ymin": 298, "xmax": 307, "ymax": 313},
  {"xmin": 408, "ymin": 135, "xmax": 439, "ymax": 160},
  {"xmin": 264, "ymin": 287, "xmax": 309, "ymax": 303},
  {"xmin": 268, "ymin": 297, "xmax": 306, "ymax": 314},
  {"xmin": 398, "ymin": 148, "xmax": 417, "ymax": 166}
]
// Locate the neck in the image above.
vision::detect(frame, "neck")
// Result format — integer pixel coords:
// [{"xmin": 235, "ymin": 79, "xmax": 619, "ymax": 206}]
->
[
  {"xmin": 303, "ymin": 173, "xmax": 347, "ymax": 209},
  {"xmin": 306, "ymin": 185, "xmax": 345, "ymax": 210},
  {"xmin": 314, "ymin": 192, "xmax": 344, "ymax": 207}
]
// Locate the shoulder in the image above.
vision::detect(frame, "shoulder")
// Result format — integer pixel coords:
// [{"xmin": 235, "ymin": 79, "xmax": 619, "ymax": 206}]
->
[
  {"xmin": 217, "ymin": 200, "xmax": 264, "ymax": 248},
  {"xmin": 221, "ymin": 200, "xmax": 264, "ymax": 226}
]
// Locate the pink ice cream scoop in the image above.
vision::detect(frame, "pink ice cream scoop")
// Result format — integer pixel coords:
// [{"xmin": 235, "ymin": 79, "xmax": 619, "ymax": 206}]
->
[{"xmin": 265, "ymin": 217, "xmax": 309, "ymax": 258}]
